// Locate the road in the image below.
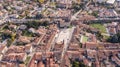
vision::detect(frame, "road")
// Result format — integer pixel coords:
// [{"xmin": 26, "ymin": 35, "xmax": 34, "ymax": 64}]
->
[
  {"xmin": 50, "ymin": 33, "xmax": 59, "ymax": 51},
  {"xmin": 102, "ymin": 33, "xmax": 110, "ymax": 36},
  {"xmin": 48, "ymin": 33, "xmax": 59, "ymax": 51},
  {"xmin": 71, "ymin": 9, "xmax": 82, "ymax": 21},
  {"xmin": 76, "ymin": 48, "xmax": 120, "ymax": 53},
  {"xmin": 71, "ymin": 1, "xmax": 91, "ymax": 21},
  {"xmin": 1, "ymin": 16, "xmax": 120, "ymax": 26}
]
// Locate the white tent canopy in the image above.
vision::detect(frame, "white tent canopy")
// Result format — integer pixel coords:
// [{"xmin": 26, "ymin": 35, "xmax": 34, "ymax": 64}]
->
[
  {"xmin": 106, "ymin": 0, "xmax": 115, "ymax": 4},
  {"xmin": 117, "ymin": 0, "xmax": 120, "ymax": 1}
]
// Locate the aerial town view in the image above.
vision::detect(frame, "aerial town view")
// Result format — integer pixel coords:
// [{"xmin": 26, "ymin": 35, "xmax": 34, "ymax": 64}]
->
[{"xmin": 0, "ymin": 0, "xmax": 120, "ymax": 67}]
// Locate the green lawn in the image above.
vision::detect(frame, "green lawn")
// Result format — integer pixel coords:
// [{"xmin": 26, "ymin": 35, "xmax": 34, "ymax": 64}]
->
[
  {"xmin": 25, "ymin": 56, "xmax": 31, "ymax": 65},
  {"xmin": 90, "ymin": 23, "xmax": 106, "ymax": 33},
  {"xmin": 22, "ymin": 30, "xmax": 34, "ymax": 37},
  {"xmin": 82, "ymin": 36, "xmax": 88, "ymax": 43},
  {"xmin": 103, "ymin": 35, "xmax": 110, "ymax": 40}
]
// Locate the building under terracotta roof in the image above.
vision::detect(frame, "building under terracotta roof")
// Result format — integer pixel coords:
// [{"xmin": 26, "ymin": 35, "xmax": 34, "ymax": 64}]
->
[
  {"xmin": 17, "ymin": 36, "xmax": 34, "ymax": 44},
  {"xmin": 6, "ymin": 45, "xmax": 33, "ymax": 54},
  {"xmin": 68, "ymin": 43, "xmax": 80, "ymax": 51},
  {"xmin": 84, "ymin": 42, "xmax": 98, "ymax": 49},
  {"xmin": 27, "ymin": 52, "xmax": 59, "ymax": 67},
  {"xmin": 0, "ymin": 62, "xmax": 26, "ymax": 67},
  {"xmin": 2, "ymin": 53, "xmax": 27, "ymax": 62}
]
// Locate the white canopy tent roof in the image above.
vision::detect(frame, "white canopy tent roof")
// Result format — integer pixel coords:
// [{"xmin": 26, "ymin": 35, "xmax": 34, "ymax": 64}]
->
[{"xmin": 106, "ymin": 0, "xmax": 115, "ymax": 4}]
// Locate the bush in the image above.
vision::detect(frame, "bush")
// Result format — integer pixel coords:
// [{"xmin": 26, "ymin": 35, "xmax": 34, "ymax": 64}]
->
[
  {"xmin": 72, "ymin": 61, "xmax": 79, "ymax": 67},
  {"xmin": 72, "ymin": 61, "xmax": 87, "ymax": 67},
  {"xmin": 72, "ymin": 3, "xmax": 84, "ymax": 12},
  {"xmin": 91, "ymin": 11, "xmax": 98, "ymax": 17},
  {"xmin": 96, "ymin": 31, "xmax": 103, "ymax": 41},
  {"xmin": 25, "ymin": 21, "xmax": 49, "ymax": 29}
]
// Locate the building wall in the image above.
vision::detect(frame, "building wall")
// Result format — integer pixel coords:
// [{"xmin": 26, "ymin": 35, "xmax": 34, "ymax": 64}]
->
[
  {"xmin": 96, "ymin": 0, "xmax": 106, "ymax": 3},
  {"xmin": 2, "ymin": 47, "xmax": 8, "ymax": 54},
  {"xmin": 0, "ymin": 55, "xmax": 3, "ymax": 61}
]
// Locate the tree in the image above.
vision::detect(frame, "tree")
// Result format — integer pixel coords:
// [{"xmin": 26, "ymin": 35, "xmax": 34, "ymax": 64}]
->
[
  {"xmin": 42, "ymin": 21, "xmax": 49, "ymax": 26},
  {"xmin": 38, "ymin": 0, "xmax": 44, "ymax": 3},
  {"xmin": 1, "ymin": 32, "xmax": 11, "ymax": 40},
  {"xmin": 91, "ymin": 11, "xmax": 98, "ymax": 17},
  {"xmin": 116, "ymin": 32, "xmax": 120, "ymax": 42},
  {"xmin": 72, "ymin": 3, "xmax": 84, "ymax": 12},
  {"xmin": 7, "ymin": 38, "xmax": 12, "ymax": 47},
  {"xmin": 72, "ymin": 61, "xmax": 79, "ymax": 67},
  {"xmin": 72, "ymin": 61, "xmax": 87, "ymax": 67},
  {"xmin": 107, "ymin": 32, "xmax": 120, "ymax": 43},
  {"xmin": 35, "ymin": 14, "xmax": 43, "ymax": 19},
  {"xmin": 96, "ymin": 31, "xmax": 103, "ymax": 41},
  {"xmin": 11, "ymin": 33, "xmax": 16, "ymax": 41}
]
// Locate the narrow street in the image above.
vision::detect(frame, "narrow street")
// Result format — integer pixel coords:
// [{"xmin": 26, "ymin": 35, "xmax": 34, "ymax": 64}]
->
[{"xmin": 71, "ymin": 9, "xmax": 82, "ymax": 21}]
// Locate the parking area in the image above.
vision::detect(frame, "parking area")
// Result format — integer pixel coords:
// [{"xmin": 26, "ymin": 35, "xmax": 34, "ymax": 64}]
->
[{"xmin": 56, "ymin": 28, "xmax": 73, "ymax": 43}]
